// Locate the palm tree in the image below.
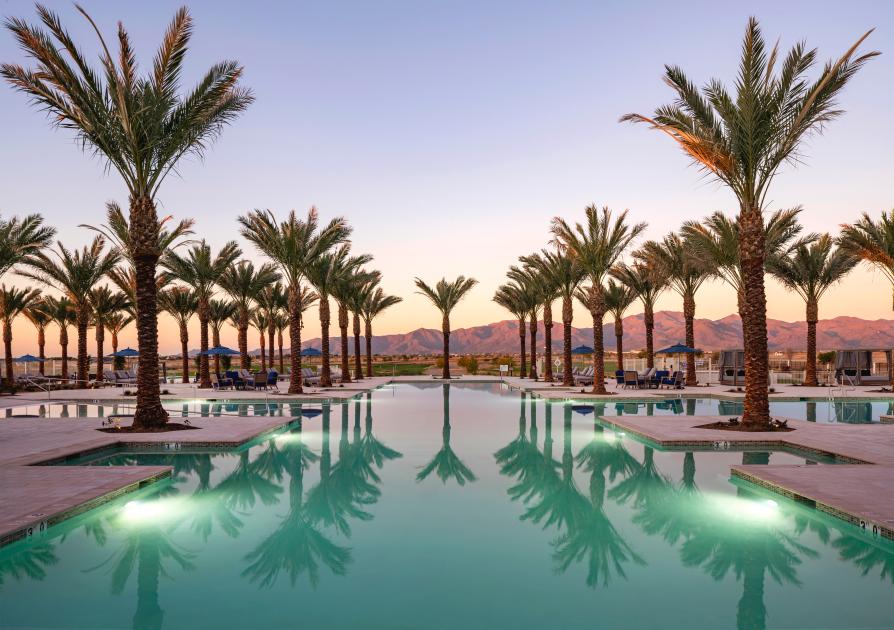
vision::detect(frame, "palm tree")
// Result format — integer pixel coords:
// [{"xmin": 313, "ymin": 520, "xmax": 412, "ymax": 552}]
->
[
  {"xmin": 508, "ymin": 264, "xmax": 544, "ymax": 379},
  {"xmin": 238, "ymin": 208, "xmax": 350, "ymax": 394},
  {"xmin": 360, "ymin": 287, "xmax": 402, "ymax": 379},
  {"xmin": 20, "ymin": 237, "xmax": 119, "ymax": 388},
  {"xmin": 257, "ymin": 283, "xmax": 287, "ymax": 372},
  {"xmin": 162, "ymin": 240, "xmax": 240, "ymax": 388},
  {"xmin": 414, "ymin": 277, "xmax": 476, "ymax": 379},
  {"xmin": 305, "ymin": 244, "xmax": 369, "ymax": 387},
  {"xmin": 493, "ymin": 282, "xmax": 530, "ymax": 378},
  {"xmin": 89, "ymin": 286, "xmax": 129, "ymax": 383},
  {"xmin": 520, "ymin": 252, "xmax": 561, "ymax": 382},
  {"xmin": 347, "ymin": 274, "xmax": 378, "ymax": 380},
  {"xmin": 0, "ymin": 285, "xmax": 41, "ymax": 385},
  {"xmin": 332, "ymin": 269, "xmax": 376, "ymax": 384},
  {"xmin": 159, "ymin": 287, "xmax": 198, "ymax": 384},
  {"xmin": 24, "ymin": 300, "xmax": 51, "ymax": 375},
  {"xmin": 553, "ymin": 206, "xmax": 646, "ymax": 393},
  {"xmin": 611, "ymin": 261, "xmax": 667, "ymax": 369},
  {"xmin": 208, "ymin": 299, "xmax": 236, "ymax": 374},
  {"xmin": 639, "ymin": 234, "xmax": 712, "ymax": 385},
  {"xmin": 767, "ymin": 234, "xmax": 857, "ymax": 386},
  {"xmin": 622, "ymin": 18, "xmax": 876, "ymax": 427},
  {"xmin": 39, "ymin": 296, "xmax": 74, "ymax": 379},
  {"xmin": 0, "ymin": 214, "xmax": 55, "ymax": 280},
  {"xmin": 3, "ymin": 5, "xmax": 252, "ymax": 427},
  {"xmin": 105, "ymin": 311, "xmax": 133, "ymax": 362},
  {"xmin": 219, "ymin": 261, "xmax": 280, "ymax": 368},
  {"xmin": 603, "ymin": 279, "xmax": 636, "ymax": 372},
  {"xmin": 272, "ymin": 309, "xmax": 290, "ymax": 374},
  {"xmin": 526, "ymin": 248, "xmax": 586, "ymax": 386},
  {"xmin": 250, "ymin": 310, "xmax": 270, "ymax": 370}
]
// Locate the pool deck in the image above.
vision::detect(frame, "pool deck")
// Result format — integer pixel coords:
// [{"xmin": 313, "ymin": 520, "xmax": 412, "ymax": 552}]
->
[
  {"xmin": 596, "ymin": 413, "xmax": 894, "ymax": 540},
  {"xmin": 0, "ymin": 377, "xmax": 395, "ymax": 548}
]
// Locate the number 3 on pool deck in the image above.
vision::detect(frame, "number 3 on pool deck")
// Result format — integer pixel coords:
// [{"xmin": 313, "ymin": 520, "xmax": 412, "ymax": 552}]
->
[{"xmin": 26, "ymin": 520, "xmax": 48, "ymax": 537}]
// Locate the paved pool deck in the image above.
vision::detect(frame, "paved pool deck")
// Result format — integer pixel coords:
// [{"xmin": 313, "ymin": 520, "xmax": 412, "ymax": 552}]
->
[{"xmin": 595, "ymin": 413, "xmax": 894, "ymax": 540}]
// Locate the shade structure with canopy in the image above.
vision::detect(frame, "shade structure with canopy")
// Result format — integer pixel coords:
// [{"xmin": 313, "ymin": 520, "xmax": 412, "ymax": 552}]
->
[
  {"xmin": 13, "ymin": 354, "xmax": 44, "ymax": 376},
  {"xmin": 834, "ymin": 349, "xmax": 893, "ymax": 385},
  {"xmin": 656, "ymin": 343, "xmax": 699, "ymax": 376},
  {"xmin": 718, "ymin": 349, "xmax": 745, "ymax": 386}
]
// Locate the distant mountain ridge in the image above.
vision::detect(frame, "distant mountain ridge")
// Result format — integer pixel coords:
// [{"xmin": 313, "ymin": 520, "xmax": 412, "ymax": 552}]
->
[{"xmin": 216, "ymin": 311, "xmax": 894, "ymax": 356}]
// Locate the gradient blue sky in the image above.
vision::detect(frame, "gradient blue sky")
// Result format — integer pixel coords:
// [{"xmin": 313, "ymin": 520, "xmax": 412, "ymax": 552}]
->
[{"xmin": 1, "ymin": 0, "xmax": 893, "ymax": 354}]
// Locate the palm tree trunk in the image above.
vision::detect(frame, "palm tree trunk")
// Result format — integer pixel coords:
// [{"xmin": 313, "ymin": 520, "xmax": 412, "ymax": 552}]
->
[
  {"xmin": 684, "ymin": 291, "xmax": 697, "ymax": 386},
  {"xmin": 353, "ymin": 311, "xmax": 363, "ymax": 380},
  {"xmin": 739, "ymin": 203, "xmax": 771, "ymax": 428},
  {"xmin": 442, "ymin": 314, "xmax": 451, "ymax": 379},
  {"xmin": 3, "ymin": 320, "xmax": 12, "ymax": 387},
  {"xmin": 197, "ymin": 300, "xmax": 211, "ymax": 388},
  {"xmin": 562, "ymin": 295, "xmax": 573, "ymax": 386},
  {"xmin": 590, "ymin": 287, "xmax": 607, "ymax": 394},
  {"xmin": 211, "ymin": 327, "xmax": 221, "ymax": 374},
  {"xmin": 112, "ymin": 330, "xmax": 119, "ymax": 357},
  {"xmin": 543, "ymin": 301, "xmax": 553, "ymax": 382},
  {"xmin": 238, "ymin": 310, "xmax": 249, "ymax": 369},
  {"xmin": 644, "ymin": 302, "xmax": 655, "ymax": 369},
  {"xmin": 37, "ymin": 327, "xmax": 45, "ymax": 375},
  {"xmin": 338, "ymin": 302, "xmax": 351, "ymax": 383},
  {"xmin": 529, "ymin": 314, "xmax": 538, "ymax": 380},
  {"xmin": 615, "ymin": 318, "xmax": 624, "ymax": 371},
  {"xmin": 59, "ymin": 324, "xmax": 68, "ymax": 380},
  {"xmin": 180, "ymin": 323, "xmax": 189, "ymax": 384},
  {"xmin": 287, "ymin": 285, "xmax": 304, "ymax": 394},
  {"xmin": 278, "ymin": 329, "xmax": 284, "ymax": 373},
  {"xmin": 319, "ymin": 295, "xmax": 332, "ymax": 387},
  {"xmin": 805, "ymin": 298, "xmax": 818, "ymax": 387},
  {"xmin": 76, "ymin": 305, "xmax": 89, "ymax": 389},
  {"xmin": 130, "ymin": 195, "xmax": 167, "ymax": 428},
  {"xmin": 364, "ymin": 319, "xmax": 373, "ymax": 377},
  {"xmin": 95, "ymin": 324, "xmax": 105, "ymax": 383},
  {"xmin": 518, "ymin": 317, "xmax": 527, "ymax": 378},
  {"xmin": 267, "ymin": 321, "xmax": 275, "ymax": 369},
  {"xmin": 258, "ymin": 329, "xmax": 266, "ymax": 370}
]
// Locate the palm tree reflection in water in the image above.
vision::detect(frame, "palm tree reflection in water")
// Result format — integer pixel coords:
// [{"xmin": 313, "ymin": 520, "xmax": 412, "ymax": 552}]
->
[{"xmin": 417, "ymin": 384, "xmax": 477, "ymax": 485}]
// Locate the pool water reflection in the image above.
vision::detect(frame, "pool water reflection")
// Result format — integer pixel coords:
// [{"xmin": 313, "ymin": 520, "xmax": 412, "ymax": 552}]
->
[{"xmin": 0, "ymin": 383, "xmax": 892, "ymax": 629}]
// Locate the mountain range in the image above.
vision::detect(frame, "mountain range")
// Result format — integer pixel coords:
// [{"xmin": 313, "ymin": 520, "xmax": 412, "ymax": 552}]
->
[{"xmin": 259, "ymin": 311, "xmax": 894, "ymax": 355}]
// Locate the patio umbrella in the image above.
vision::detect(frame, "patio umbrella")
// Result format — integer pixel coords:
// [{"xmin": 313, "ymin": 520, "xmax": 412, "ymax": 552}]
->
[
  {"xmin": 202, "ymin": 345, "xmax": 240, "ymax": 356},
  {"xmin": 571, "ymin": 404, "xmax": 595, "ymax": 416},
  {"xmin": 656, "ymin": 343, "xmax": 699, "ymax": 372},
  {"xmin": 300, "ymin": 408, "xmax": 323, "ymax": 418},
  {"xmin": 301, "ymin": 346, "xmax": 322, "ymax": 368},
  {"xmin": 571, "ymin": 345, "xmax": 594, "ymax": 355},
  {"xmin": 13, "ymin": 354, "xmax": 44, "ymax": 376}
]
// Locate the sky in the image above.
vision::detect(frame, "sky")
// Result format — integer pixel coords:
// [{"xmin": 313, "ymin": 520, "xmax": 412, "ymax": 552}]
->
[{"xmin": 1, "ymin": 0, "xmax": 893, "ymax": 355}]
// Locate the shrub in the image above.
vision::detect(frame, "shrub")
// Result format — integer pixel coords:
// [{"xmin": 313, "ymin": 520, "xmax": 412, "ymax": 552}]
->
[
  {"xmin": 458, "ymin": 356, "xmax": 479, "ymax": 374},
  {"xmin": 818, "ymin": 351, "xmax": 836, "ymax": 366}
]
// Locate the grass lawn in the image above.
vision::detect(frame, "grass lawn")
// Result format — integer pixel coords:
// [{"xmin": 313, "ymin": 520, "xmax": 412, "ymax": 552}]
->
[{"xmin": 373, "ymin": 362, "xmax": 433, "ymax": 376}]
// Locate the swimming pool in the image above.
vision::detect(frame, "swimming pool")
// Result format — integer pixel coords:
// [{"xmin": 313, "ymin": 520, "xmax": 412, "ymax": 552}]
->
[{"xmin": 0, "ymin": 383, "xmax": 892, "ymax": 629}]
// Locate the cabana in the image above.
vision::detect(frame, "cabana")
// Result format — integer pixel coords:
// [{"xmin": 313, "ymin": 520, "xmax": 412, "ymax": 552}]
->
[
  {"xmin": 834, "ymin": 349, "xmax": 892, "ymax": 386},
  {"xmin": 718, "ymin": 349, "xmax": 745, "ymax": 386}
]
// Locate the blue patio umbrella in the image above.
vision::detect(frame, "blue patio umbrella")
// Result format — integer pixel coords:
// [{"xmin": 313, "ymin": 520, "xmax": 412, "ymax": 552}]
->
[
  {"xmin": 656, "ymin": 343, "xmax": 700, "ymax": 372},
  {"xmin": 110, "ymin": 347, "xmax": 140, "ymax": 357},
  {"xmin": 571, "ymin": 404, "xmax": 595, "ymax": 416},
  {"xmin": 300, "ymin": 347, "xmax": 322, "ymax": 357},
  {"xmin": 202, "ymin": 345, "xmax": 240, "ymax": 356},
  {"xmin": 13, "ymin": 354, "xmax": 44, "ymax": 376},
  {"xmin": 300, "ymin": 408, "xmax": 323, "ymax": 418},
  {"xmin": 571, "ymin": 345, "xmax": 594, "ymax": 355}
]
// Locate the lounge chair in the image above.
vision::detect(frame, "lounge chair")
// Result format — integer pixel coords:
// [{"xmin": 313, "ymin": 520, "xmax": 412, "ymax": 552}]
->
[
  {"xmin": 266, "ymin": 370, "xmax": 279, "ymax": 391},
  {"xmin": 252, "ymin": 369, "xmax": 268, "ymax": 390},
  {"xmin": 650, "ymin": 370, "xmax": 669, "ymax": 389},
  {"xmin": 574, "ymin": 367, "xmax": 594, "ymax": 386},
  {"xmin": 302, "ymin": 368, "xmax": 321, "ymax": 386},
  {"xmin": 623, "ymin": 370, "xmax": 640, "ymax": 389},
  {"xmin": 226, "ymin": 370, "xmax": 245, "ymax": 389},
  {"xmin": 239, "ymin": 369, "xmax": 256, "ymax": 389},
  {"xmin": 211, "ymin": 373, "xmax": 233, "ymax": 390},
  {"xmin": 660, "ymin": 371, "xmax": 684, "ymax": 389},
  {"xmin": 614, "ymin": 370, "xmax": 625, "ymax": 387}
]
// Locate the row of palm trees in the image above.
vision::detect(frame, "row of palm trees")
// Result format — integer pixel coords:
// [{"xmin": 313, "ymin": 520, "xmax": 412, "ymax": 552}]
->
[{"xmin": 0, "ymin": 209, "xmax": 403, "ymax": 394}]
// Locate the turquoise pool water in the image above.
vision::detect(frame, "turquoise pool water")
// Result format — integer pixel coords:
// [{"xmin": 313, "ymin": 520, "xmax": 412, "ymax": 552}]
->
[
  {"xmin": 1, "ymin": 383, "xmax": 892, "ymax": 629},
  {"xmin": 5, "ymin": 393, "xmax": 891, "ymax": 423}
]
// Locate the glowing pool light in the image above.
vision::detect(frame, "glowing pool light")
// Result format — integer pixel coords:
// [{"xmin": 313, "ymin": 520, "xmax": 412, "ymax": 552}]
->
[
  {"xmin": 705, "ymin": 494, "xmax": 782, "ymax": 525},
  {"xmin": 119, "ymin": 497, "xmax": 187, "ymax": 524}
]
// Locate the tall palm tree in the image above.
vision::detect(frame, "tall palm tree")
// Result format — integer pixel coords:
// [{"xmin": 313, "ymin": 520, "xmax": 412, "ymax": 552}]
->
[
  {"xmin": 250, "ymin": 310, "xmax": 269, "ymax": 370},
  {"xmin": 89, "ymin": 286, "xmax": 129, "ymax": 383},
  {"xmin": 20, "ymin": 237, "xmax": 119, "ymax": 387},
  {"xmin": 272, "ymin": 309, "xmax": 290, "ymax": 374},
  {"xmin": 159, "ymin": 287, "xmax": 198, "ymax": 384},
  {"xmin": 347, "ymin": 273, "xmax": 379, "ymax": 380},
  {"xmin": 553, "ymin": 206, "xmax": 646, "ymax": 393},
  {"xmin": 603, "ymin": 278, "xmax": 637, "ymax": 372},
  {"xmin": 332, "ymin": 269, "xmax": 376, "ymax": 384},
  {"xmin": 0, "ymin": 214, "xmax": 55, "ymax": 280},
  {"xmin": 508, "ymin": 264, "xmax": 545, "ymax": 379},
  {"xmin": 520, "ymin": 252, "xmax": 561, "ymax": 382},
  {"xmin": 39, "ymin": 296, "xmax": 74, "ymax": 379},
  {"xmin": 257, "ymin": 283, "xmax": 287, "ymax": 372},
  {"xmin": 493, "ymin": 283, "xmax": 530, "ymax": 378},
  {"xmin": 208, "ymin": 299, "xmax": 236, "ymax": 374},
  {"xmin": 238, "ymin": 208, "xmax": 350, "ymax": 394},
  {"xmin": 219, "ymin": 261, "xmax": 279, "ymax": 369},
  {"xmin": 768, "ymin": 234, "xmax": 857, "ymax": 386},
  {"xmin": 360, "ymin": 287, "xmax": 402, "ymax": 378},
  {"xmin": 305, "ymin": 244, "xmax": 369, "ymax": 387},
  {"xmin": 622, "ymin": 18, "xmax": 876, "ymax": 427},
  {"xmin": 840, "ymin": 212, "xmax": 894, "ymax": 338},
  {"xmin": 414, "ymin": 277, "xmax": 476, "ymax": 380},
  {"xmin": 0, "ymin": 285, "xmax": 41, "ymax": 385},
  {"xmin": 639, "ymin": 234, "xmax": 712, "ymax": 385},
  {"xmin": 611, "ymin": 261, "xmax": 667, "ymax": 369},
  {"xmin": 3, "ymin": 5, "xmax": 252, "ymax": 427},
  {"xmin": 527, "ymin": 248, "xmax": 586, "ymax": 386},
  {"xmin": 24, "ymin": 300, "xmax": 51, "ymax": 375},
  {"xmin": 162, "ymin": 240, "xmax": 240, "ymax": 388}
]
